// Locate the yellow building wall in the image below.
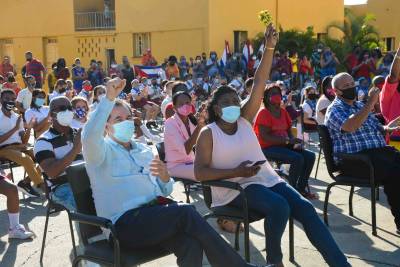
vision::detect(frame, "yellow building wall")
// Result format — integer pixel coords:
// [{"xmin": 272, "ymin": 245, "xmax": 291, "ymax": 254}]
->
[
  {"xmin": 115, "ymin": 0, "xmax": 209, "ymax": 62},
  {"xmin": 348, "ymin": 0, "xmax": 400, "ymax": 51},
  {"xmin": 208, "ymin": 0, "xmax": 344, "ymax": 55}
]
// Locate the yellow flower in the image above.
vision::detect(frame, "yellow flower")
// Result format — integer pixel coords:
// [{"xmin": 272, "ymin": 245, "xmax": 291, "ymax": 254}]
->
[{"xmin": 258, "ymin": 10, "xmax": 273, "ymax": 26}]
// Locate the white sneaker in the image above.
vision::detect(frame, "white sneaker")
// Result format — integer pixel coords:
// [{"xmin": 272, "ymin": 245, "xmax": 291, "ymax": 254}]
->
[{"xmin": 8, "ymin": 224, "xmax": 34, "ymax": 240}]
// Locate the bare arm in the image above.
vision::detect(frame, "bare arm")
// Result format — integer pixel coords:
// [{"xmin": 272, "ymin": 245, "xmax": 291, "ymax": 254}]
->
[
  {"xmin": 16, "ymin": 102, "xmax": 25, "ymax": 114},
  {"xmin": 184, "ymin": 124, "xmax": 203, "ymax": 155},
  {"xmin": 194, "ymin": 128, "xmax": 260, "ymax": 181},
  {"xmin": 39, "ymin": 148, "xmax": 80, "ymax": 178},
  {"xmin": 388, "ymin": 45, "xmax": 400, "ymax": 83},
  {"xmin": 241, "ymin": 24, "xmax": 277, "ymax": 123}
]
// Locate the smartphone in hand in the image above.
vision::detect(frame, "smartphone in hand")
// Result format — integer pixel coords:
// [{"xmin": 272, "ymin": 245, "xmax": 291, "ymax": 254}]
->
[{"xmin": 252, "ymin": 160, "xmax": 266, "ymax": 166}]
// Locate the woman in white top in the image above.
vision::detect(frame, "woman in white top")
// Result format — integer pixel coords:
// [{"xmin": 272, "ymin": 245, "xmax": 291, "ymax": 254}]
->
[
  {"xmin": 70, "ymin": 96, "xmax": 89, "ymax": 129},
  {"xmin": 194, "ymin": 25, "xmax": 349, "ymax": 267},
  {"xmin": 316, "ymin": 76, "xmax": 335, "ymax": 125},
  {"xmin": 90, "ymin": 85, "xmax": 106, "ymax": 111},
  {"xmin": 301, "ymin": 86, "xmax": 319, "ymax": 131},
  {"xmin": 24, "ymin": 89, "xmax": 50, "ymax": 138}
]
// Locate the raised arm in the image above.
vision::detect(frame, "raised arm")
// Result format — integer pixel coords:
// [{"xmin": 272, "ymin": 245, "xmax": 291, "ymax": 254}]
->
[
  {"xmin": 388, "ymin": 44, "xmax": 400, "ymax": 83},
  {"xmin": 342, "ymin": 87, "xmax": 379, "ymax": 132},
  {"xmin": 241, "ymin": 24, "xmax": 278, "ymax": 122},
  {"xmin": 82, "ymin": 78, "xmax": 126, "ymax": 165}
]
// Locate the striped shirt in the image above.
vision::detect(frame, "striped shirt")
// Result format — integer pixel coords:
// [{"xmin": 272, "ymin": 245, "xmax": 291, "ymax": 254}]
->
[{"xmin": 34, "ymin": 127, "xmax": 83, "ymax": 188}]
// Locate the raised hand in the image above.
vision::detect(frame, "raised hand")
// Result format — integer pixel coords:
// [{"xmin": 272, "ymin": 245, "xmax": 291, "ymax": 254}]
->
[
  {"xmin": 150, "ymin": 155, "xmax": 170, "ymax": 182},
  {"xmin": 25, "ymin": 117, "xmax": 36, "ymax": 130},
  {"xmin": 367, "ymin": 87, "xmax": 380, "ymax": 107},
  {"xmin": 265, "ymin": 24, "xmax": 278, "ymax": 49},
  {"xmin": 14, "ymin": 115, "xmax": 22, "ymax": 130},
  {"xmin": 106, "ymin": 77, "xmax": 127, "ymax": 100}
]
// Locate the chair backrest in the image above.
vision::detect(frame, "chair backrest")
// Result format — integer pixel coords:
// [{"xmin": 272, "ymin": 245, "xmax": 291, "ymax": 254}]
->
[
  {"xmin": 317, "ymin": 125, "xmax": 339, "ymax": 175},
  {"xmin": 66, "ymin": 162, "xmax": 102, "ymax": 245},
  {"xmin": 155, "ymin": 142, "xmax": 166, "ymax": 162}
]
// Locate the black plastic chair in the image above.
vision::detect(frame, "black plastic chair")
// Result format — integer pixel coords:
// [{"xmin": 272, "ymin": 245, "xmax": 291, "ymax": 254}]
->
[
  {"xmin": 317, "ymin": 125, "xmax": 382, "ymax": 236},
  {"xmin": 40, "ymin": 174, "xmax": 77, "ymax": 263},
  {"xmin": 201, "ymin": 180, "xmax": 295, "ymax": 263},
  {"xmin": 66, "ymin": 162, "xmax": 172, "ymax": 267},
  {"xmin": 155, "ymin": 142, "xmax": 200, "ymax": 203}
]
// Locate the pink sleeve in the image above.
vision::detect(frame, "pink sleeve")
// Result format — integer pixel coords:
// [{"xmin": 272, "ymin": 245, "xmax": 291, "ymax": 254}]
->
[
  {"xmin": 380, "ymin": 77, "xmax": 399, "ymax": 122},
  {"xmin": 164, "ymin": 118, "xmax": 186, "ymax": 160}
]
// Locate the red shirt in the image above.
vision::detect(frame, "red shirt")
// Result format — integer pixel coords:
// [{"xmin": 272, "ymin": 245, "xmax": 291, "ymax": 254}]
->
[
  {"xmin": 380, "ymin": 77, "xmax": 400, "ymax": 138},
  {"xmin": 0, "ymin": 63, "xmax": 14, "ymax": 77},
  {"xmin": 254, "ymin": 107, "xmax": 292, "ymax": 149},
  {"xmin": 354, "ymin": 61, "xmax": 375, "ymax": 79},
  {"xmin": 25, "ymin": 59, "xmax": 45, "ymax": 84}
]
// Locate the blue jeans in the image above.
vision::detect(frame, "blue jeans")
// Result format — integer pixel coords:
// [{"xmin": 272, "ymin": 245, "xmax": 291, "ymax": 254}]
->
[
  {"xmin": 52, "ymin": 183, "xmax": 76, "ymax": 211},
  {"xmin": 229, "ymin": 183, "xmax": 349, "ymax": 266},
  {"xmin": 262, "ymin": 146, "xmax": 315, "ymax": 192}
]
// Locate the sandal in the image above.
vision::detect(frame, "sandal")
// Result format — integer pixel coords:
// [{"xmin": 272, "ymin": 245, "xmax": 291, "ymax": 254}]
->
[
  {"xmin": 217, "ymin": 218, "xmax": 244, "ymax": 233},
  {"xmin": 301, "ymin": 191, "xmax": 319, "ymax": 200}
]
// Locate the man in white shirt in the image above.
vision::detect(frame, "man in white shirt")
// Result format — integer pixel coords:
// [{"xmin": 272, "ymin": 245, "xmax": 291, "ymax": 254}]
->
[
  {"xmin": 16, "ymin": 75, "xmax": 36, "ymax": 114},
  {"xmin": 0, "ymin": 89, "xmax": 43, "ymax": 197}
]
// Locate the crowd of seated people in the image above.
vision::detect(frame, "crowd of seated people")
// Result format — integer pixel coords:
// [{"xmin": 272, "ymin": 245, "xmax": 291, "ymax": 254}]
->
[{"xmin": 1, "ymin": 23, "xmax": 400, "ymax": 267}]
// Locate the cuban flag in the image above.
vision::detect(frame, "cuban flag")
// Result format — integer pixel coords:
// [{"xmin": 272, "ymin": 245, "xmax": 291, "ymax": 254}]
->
[
  {"xmin": 242, "ymin": 40, "xmax": 254, "ymax": 67},
  {"xmin": 134, "ymin": 65, "xmax": 165, "ymax": 79},
  {"xmin": 220, "ymin": 40, "xmax": 231, "ymax": 67}
]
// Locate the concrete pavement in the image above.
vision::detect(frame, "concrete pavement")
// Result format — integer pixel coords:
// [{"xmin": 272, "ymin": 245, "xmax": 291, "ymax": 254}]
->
[{"xmin": 1, "ymin": 150, "xmax": 399, "ymax": 267}]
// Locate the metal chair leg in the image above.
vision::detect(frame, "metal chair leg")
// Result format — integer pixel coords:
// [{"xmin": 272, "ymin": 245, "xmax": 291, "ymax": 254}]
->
[
  {"xmin": 349, "ymin": 186, "xmax": 354, "ymax": 217},
  {"xmin": 234, "ymin": 222, "xmax": 240, "ymax": 251},
  {"xmin": 314, "ymin": 146, "xmax": 322, "ymax": 179},
  {"xmin": 324, "ymin": 183, "xmax": 335, "ymax": 226},
  {"xmin": 184, "ymin": 184, "xmax": 190, "ymax": 204},
  {"xmin": 40, "ymin": 205, "xmax": 51, "ymax": 263},
  {"xmin": 371, "ymin": 186, "xmax": 377, "ymax": 236},
  {"xmin": 244, "ymin": 220, "xmax": 250, "ymax": 262},
  {"xmin": 289, "ymin": 216, "xmax": 294, "ymax": 262},
  {"xmin": 67, "ymin": 211, "xmax": 77, "ymax": 259},
  {"xmin": 376, "ymin": 187, "xmax": 380, "ymax": 201}
]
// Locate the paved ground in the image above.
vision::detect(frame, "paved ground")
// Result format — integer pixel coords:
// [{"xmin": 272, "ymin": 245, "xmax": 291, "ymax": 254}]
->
[{"xmin": 0, "ymin": 144, "xmax": 399, "ymax": 267}]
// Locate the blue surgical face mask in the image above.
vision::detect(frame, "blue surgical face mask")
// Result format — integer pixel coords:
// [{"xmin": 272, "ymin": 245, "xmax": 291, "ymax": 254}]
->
[
  {"xmin": 34, "ymin": 98, "xmax": 45, "ymax": 107},
  {"xmin": 112, "ymin": 120, "xmax": 135, "ymax": 143},
  {"xmin": 221, "ymin": 106, "xmax": 241, "ymax": 123}
]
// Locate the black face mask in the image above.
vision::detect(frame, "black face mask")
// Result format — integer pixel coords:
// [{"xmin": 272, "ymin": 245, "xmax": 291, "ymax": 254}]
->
[
  {"xmin": 8, "ymin": 77, "xmax": 15, "ymax": 82},
  {"xmin": 59, "ymin": 87, "xmax": 67, "ymax": 94},
  {"xmin": 308, "ymin": 94, "xmax": 318, "ymax": 100},
  {"xmin": 340, "ymin": 87, "xmax": 356, "ymax": 100},
  {"xmin": 2, "ymin": 101, "xmax": 15, "ymax": 111}
]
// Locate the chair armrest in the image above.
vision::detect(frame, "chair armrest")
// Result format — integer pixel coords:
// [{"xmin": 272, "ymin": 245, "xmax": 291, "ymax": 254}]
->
[
  {"xmin": 335, "ymin": 152, "xmax": 372, "ymax": 165},
  {"xmin": 201, "ymin": 180, "xmax": 243, "ymax": 192},
  {"xmin": 69, "ymin": 212, "xmax": 113, "ymax": 229}
]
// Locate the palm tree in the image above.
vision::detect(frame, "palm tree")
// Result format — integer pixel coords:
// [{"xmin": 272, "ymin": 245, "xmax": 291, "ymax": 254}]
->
[{"xmin": 326, "ymin": 8, "xmax": 381, "ymax": 50}]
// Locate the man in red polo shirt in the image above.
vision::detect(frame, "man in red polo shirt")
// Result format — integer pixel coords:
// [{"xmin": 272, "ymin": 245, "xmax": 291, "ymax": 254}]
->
[{"xmin": 23, "ymin": 51, "xmax": 46, "ymax": 88}]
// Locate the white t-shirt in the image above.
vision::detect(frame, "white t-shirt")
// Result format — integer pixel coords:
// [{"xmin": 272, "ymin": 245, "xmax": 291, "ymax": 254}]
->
[
  {"xmin": 316, "ymin": 95, "xmax": 332, "ymax": 125},
  {"xmin": 302, "ymin": 102, "xmax": 316, "ymax": 120},
  {"xmin": 24, "ymin": 106, "xmax": 49, "ymax": 124},
  {"xmin": 0, "ymin": 110, "xmax": 23, "ymax": 146},
  {"xmin": 16, "ymin": 88, "xmax": 33, "ymax": 110}
]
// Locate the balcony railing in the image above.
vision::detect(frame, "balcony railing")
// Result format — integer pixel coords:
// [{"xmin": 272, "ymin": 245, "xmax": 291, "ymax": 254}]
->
[{"xmin": 74, "ymin": 11, "xmax": 115, "ymax": 31}]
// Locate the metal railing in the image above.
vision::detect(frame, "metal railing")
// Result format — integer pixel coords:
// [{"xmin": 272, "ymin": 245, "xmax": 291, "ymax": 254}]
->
[{"xmin": 74, "ymin": 11, "xmax": 115, "ymax": 31}]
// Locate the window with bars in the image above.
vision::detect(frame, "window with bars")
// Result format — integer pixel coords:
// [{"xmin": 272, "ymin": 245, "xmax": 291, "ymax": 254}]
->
[{"xmin": 133, "ymin": 33, "xmax": 150, "ymax": 57}]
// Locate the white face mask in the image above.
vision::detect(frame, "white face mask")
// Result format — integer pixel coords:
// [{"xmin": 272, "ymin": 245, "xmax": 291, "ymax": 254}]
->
[
  {"xmin": 111, "ymin": 64, "xmax": 117, "ymax": 68},
  {"xmin": 56, "ymin": 110, "xmax": 74, "ymax": 126}
]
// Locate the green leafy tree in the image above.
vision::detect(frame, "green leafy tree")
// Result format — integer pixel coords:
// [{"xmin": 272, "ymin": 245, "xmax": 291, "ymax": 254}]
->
[{"xmin": 326, "ymin": 8, "xmax": 381, "ymax": 51}]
